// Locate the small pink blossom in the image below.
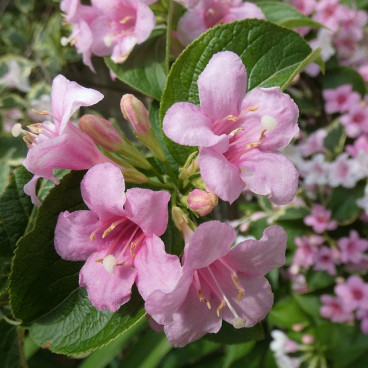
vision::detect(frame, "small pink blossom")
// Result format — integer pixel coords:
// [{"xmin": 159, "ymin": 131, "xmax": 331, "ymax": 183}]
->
[
  {"xmin": 299, "ymin": 129, "xmax": 327, "ymax": 157},
  {"xmin": 320, "ymin": 295, "xmax": 354, "ymax": 323},
  {"xmin": 346, "ymin": 134, "xmax": 368, "ymax": 157},
  {"xmin": 163, "ymin": 51, "xmax": 299, "ymax": 204},
  {"xmin": 357, "ymin": 184, "xmax": 368, "ymax": 215},
  {"xmin": 145, "ymin": 222, "xmax": 286, "ymax": 346},
  {"xmin": 356, "ymin": 309, "xmax": 368, "ymax": 334},
  {"xmin": 328, "ymin": 153, "xmax": 363, "ymax": 188},
  {"xmin": 313, "ymin": 0, "xmax": 343, "ymax": 32},
  {"xmin": 335, "ymin": 275, "xmax": 368, "ymax": 312},
  {"xmin": 177, "ymin": 0, "xmax": 265, "ymax": 46},
  {"xmin": 340, "ymin": 103, "xmax": 368, "ymax": 138},
  {"xmin": 313, "ymin": 246, "xmax": 340, "ymax": 275},
  {"xmin": 298, "ymin": 154, "xmax": 330, "ymax": 186},
  {"xmin": 290, "ymin": 0, "xmax": 316, "ymax": 15},
  {"xmin": 14, "ymin": 75, "xmax": 109, "ymax": 205},
  {"xmin": 323, "ymin": 84, "xmax": 360, "ymax": 114},
  {"xmin": 338, "ymin": 230, "xmax": 368, "ymax": 264},
  {"xmin": 292, "ymin": 235, "xmax": 323, "ymax": 269},
  {"xmin": 304, "ymin": 205, "xmax": 337, "ymax": 233},
  {"xmin": 55, "ymin": 162, "xmax": 178, "ymax": 312}
]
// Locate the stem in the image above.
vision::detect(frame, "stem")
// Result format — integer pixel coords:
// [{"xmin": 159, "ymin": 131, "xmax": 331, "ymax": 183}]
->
[
  {"xmin": 163, "ymin": 159, "xmax": 179, "ymax": 186},
  {"xmin": 165, "ymin": 0, "xmax": 174, "ymax": 74},
  {"xmin": 17, "ymin": 328, "xmax": 29, "ymax": 368},
  {"xmin": 146, "ymin": 179, "xmax": 175, "ymax": 190}
]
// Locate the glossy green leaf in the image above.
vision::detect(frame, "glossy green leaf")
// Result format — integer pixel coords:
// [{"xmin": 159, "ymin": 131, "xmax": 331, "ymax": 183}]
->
[
  {"xmin": 0, "ymin": 166, "xmax": 33, "ymax": 258},
  {"xmin": 29, "ymin": 288, "xmax": 145, "ymax": 355},
  {"xmin": 258, "ymin": 1, "xmax": 323, "ymax": 28},
  {"xmin": 205, "ymin": 322, "xmax": 264, "ymax": 344},
  {"xmin": 105, "ymin": 32, "xmax": 166, "ymax": 100},
  {"xmin": 322, "ymin": 66, "xmax": 367, "ymax": 96},
  {"xmin": 327, "ymin": 181, "xmax": 366, "ymax": 222},
  {"xmin": 160, "ymin": 19, "xmax": 322, "ymax": 164},
  {"xmin": 268, "ymin": 297, "xmax": 308, "ymax": 328},
  {"xmin": 0, "ymin": 320, "xmax": 22, "ymax": 368},
  {"xmin": 9, "ymin": 171, "xmax": 86, "ymax": 323}
]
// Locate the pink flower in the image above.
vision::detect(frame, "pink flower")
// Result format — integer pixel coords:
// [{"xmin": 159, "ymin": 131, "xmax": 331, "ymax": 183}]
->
[
  {"xmin": 338, "ymin": 230, "xmax": 368, "ymax": 264},
  {"xmin": 357, "ymin": 309, "xmax": 368, "ymax": 334},
  {"xmin": 145, "ymin": 222, "xmax": 286, "ymax": 346},
  {"xmin": 292, "ymin": 235, "xmax": 324, "ymax": 269},
  {"xmin": 328, "ymin": 153, "xmax": 363, "ymax": 188},
  {"xmin": 335, "ymin": 275, "xmax": 368, "ymax": 312},
  {"xmin": 320, "ymin": 295, "xmax": 354, "ymax": 323},
  {"xmin": 323, "ymin": 84, "xmax": 360, "ymax": 114},
  {"xmin": 291, "ymin": 0, "xmax": 316, "ymax": 15},
  {"xmin": 299, "ymin": 129, "xmax": 327, "ymax": 157},
  {"xmin": 346, "ymin": 134, "xmax": 368, "ymax": 157},
  {"xmin": 55, "ymin": 162, "xmax": 179, "ymax": 312},
  {"xmin": 13, "ymin": 75, "xmax": 109, "ymax": 205},
  {"xmin": 313, "ymin": 0, "xmax": 343, "ymax": 32},
  {"xmin": 340, "ymin": 103, "xmax": 368, "ymax": 138},
  {"xmin": 177, "ymin": 0, "xmax": 265, "ymax": 46},
  {"xmin": 313, "ymin": 246, "xmax": 340, "ymax": 275},
  {"xmin": 304, "ymin": 205, "xmax": 337, "ymax": 233},
  {"xmin": 163, "ymin": 51, "xmax": 299, "ymax": 204}
]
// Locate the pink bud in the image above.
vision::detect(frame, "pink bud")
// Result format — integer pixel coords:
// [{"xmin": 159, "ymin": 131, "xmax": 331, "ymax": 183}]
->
[
  {"xmin": 292, "ymin": 323, "xmax": 305, "ymax": 332},
  {"xmin": 120, "ymin": 94, "xmax": 151, "ymax": 134},
  {"xmin": 187, "ymin": 189, "xmax": 218, "ymax": 216},
  {"xmin": 79, "ymin": 114, "xmax": 124, "ymax": 152},
  {"xmin": 301, "ymin": 334, "xmax": 315, "ymax": 345}
]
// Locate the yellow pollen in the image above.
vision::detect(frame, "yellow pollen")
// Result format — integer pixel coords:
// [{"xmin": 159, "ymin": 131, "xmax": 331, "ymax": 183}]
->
[
  {"xmin": 245, "ymin": 142, "xmax": 260, "ymax": 150},
  {"xmin": 259, "ymin": 129, "xmax": 267, "ymax": 141},
  {"xmin": 229, "ymin": 128, "xmax": 243, "ymax": 137},
  {"xmin": 70, "ymin": 38, "xmax": 77, "ymax": 46},
  {"xmin": 90, "ymin": 233, "xmax": 96, "ymax": 241},
  {"xmin": 231, "ymin": 274, "xmax": 245, "ymax": 301},
  {"xmin": 217, "ymin": 299, "xmax": 226, "ymax": 317},
  {"xmin": 120, "ymin": 16, "xmax": 133, "ymax": 24},
  {"xmin": 95, "ymin": 258, "xmax": 103, "ymax": 263},
  {"xmin": 31, "ymin": 109, "xmax": 50, "ymax": 116},
  {"xmin": 22, "ymin": 136, "xmax": 32, "ymax": 148},
  {"xmin": 102, "ymin": 223, "xmax": 117, "ymax": 238},
  {"xmin": 226, "ymin": 114, "xmax": 238, "ymax": 121},
  {"xmin": 247, "ymin": 105, "xmax": 259, "ymax": 111},
  {"xmin": 198, "ymin": 290, "xmax": 211, "ymax": 309},
  {"xmin": 130, "ymin": 242, "xmax": 137, "ymax": 258}
]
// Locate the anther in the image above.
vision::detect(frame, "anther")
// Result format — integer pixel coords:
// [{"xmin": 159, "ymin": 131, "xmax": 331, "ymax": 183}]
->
[
  {"xmin": 130, "ymin": 242, "xmax": 137, "ymax": 258},
  {"xmin": 102, "ymin": 221, "xmax": 119, "ymax": 238},
  {"xmin": 120, "ymin": 16, "xmax": 133, "ymax": 24},
  {"xmin": 226, "ymin": 115, "xmax": 238, "ymax": 122},
  {"xmin": 102, "ymin": 254, "xmax": 117, "ymax": 274},
  {"xmin": 217, "ymin": 299, "xmax": 226, "ymax": 317},
  {"xmin": 245, "ymin": 142, "xmax": 260, "ymax": 150},
  {"xmin": 198, "ymin": 290, "xmax": 211, "ymax": 309},
  {"xmin": 247, "ymin": 105, "xmax": 259, "ymax": 111},
  {"xmin": 231, "ymin": 274, "xmax": 245, "ymax": 301},
  {"xmin": 31, "ymin": 109, "xmax": 50, "ymax": 116},
  {"xmin": 229, "ymin": 128, "xmax": 243, "ymax": 137}
]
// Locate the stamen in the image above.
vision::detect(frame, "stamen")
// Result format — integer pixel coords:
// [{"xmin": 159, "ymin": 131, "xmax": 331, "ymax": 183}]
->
[
  {"xmin": 244, "ymin": 142, "xmax": 260, "ymax": 150},
  {"xmin": 216, "ymin": 299, "xmax": 226, "ymax": 317},
  {"xmin": 229, "ymin": 128, "xmax": 243, "ymax": 137},
  {"xmin": 22, "ymin": 136, "xmax": 32, "ymax": 148},
  {"xmin": 231, "ymin": 274, "xmax": 245, "ymax": 301},
  {"xmin": 120, "ymin": 16, "xmax": 133, "ymax": 24},
  {"xmin": 194, "ymin": 271, "xmax": 211, "ymax": 309},
  {"xmin": 116, "ymin": 226, "xmax": 140, "ymax": 261},
  {"xmin": 130, "ymin": 241, "xmax": 137, "ymax": 258},
  {"xmin": 199, "ymin": 290, "xmax": 211, "ymax": 309},
  {"xmin": 247, "ymin": 105, "xmax": 259, "ymax": 111},
  {"xmin": 31, "ymin": 109, "xmax": 50, "ymax": 116},
  {"xmin": 102, "ymin": 218, "xmax": 127, "ymax": 238},
  {"xmin": 102, "ymin": 254, "xmax": 117, "ymax": 274},
  {"xmin": 259, "ymin": 129, "xmax": 267, "ymax": 141},
  {"xmin": 227, "ymin": 115, "xmax": 238, "ymax": 122},
  {"xmin": 261, "ymin": 115, "xmax": 278, "ymax": 132}
]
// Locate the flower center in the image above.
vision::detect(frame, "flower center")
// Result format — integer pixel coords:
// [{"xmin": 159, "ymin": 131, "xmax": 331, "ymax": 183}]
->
[{"xmin": 192, "ymin": 259, "xmax": 246, "ymax": 329}]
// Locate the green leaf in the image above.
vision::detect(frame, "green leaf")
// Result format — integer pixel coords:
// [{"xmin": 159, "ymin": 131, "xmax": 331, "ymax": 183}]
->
[
  {"xmin": 268, "ymin": 297, "xmax": 308, "ymax": 328},
  {"xmin": 105, "ymin": 32, "xmax": 167, "ymax": 100},
  {"xmin": 272, "ymin": 206, "xmax": 310, "ymax": 221},
  {"xmin": 258, "ymin": 1, "xmax": 323, "ymax": 28},
  {"xmin": 29, "ymin": 288, "xmax": 145, "ymax": 355},
  {"xmin": 80, "ymin": 319, "xmax": 145, "ymax": 368},
  {"xmin": 0, "ymin": 149, "xmax": 15, "ymax": 195},
  {"xmin": 307, "ymin": 270, "xmax": 335, "ymax": 290},
  {"xmin": 322, "ymin": 66, "xmax": 367, "ymax": 97},
  {"xmin": 160, "ymin": 19, "xmax": 322, "ymax": 164},
  {"xmin": 293, "ymin": 294, "xmax": 321, "ymax": 319},
  {"xmin": 205, "ymin": 322, "xmax": 264, "ymax": 344},
  {"xmin": 327, "ymin": 181, "xmax": 366, "ymax": 222},
  {"xmin": 0, "ymin": 94, "xmax": 28, "ymax": 109},
  {"xmin": 118, "ymin": 330, "xmax": 172, "ymax": 368},
  {"xmin": 0, "ymin": 166, "xmax": 33, "ymax": 257},
  {"xmin": 0, "ymin": 135, "xmax": 27, "ymax": 161},
  {"xmin": 0, "ymin": 320, "xmax": 22, "ymax": 368},
  {"xmin": 9, "ymin": 171, "xmax": 86, "ymax": 323},
  {"xmin": 324, "ymin": 120, "xmax": 346, "ymax": 155}
]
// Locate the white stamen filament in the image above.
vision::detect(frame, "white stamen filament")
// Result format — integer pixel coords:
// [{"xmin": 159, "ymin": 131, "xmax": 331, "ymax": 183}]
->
[
  {"xmin": 103, "ymin": 254, "xmax": 117, "ymax": 274},
  {"xmin": 261, "ymin": 115, "xmax": 278, "ymax": 132}
]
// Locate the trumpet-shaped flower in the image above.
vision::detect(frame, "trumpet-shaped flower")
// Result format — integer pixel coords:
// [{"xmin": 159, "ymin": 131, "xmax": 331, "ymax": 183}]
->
[
  {"xmin": 163, "ymin": 51, "xmax": 299, "ymax": 204},
  {"xmin": 13, "ymin": 75, "xmax": 109, "ymax": 205},
  {"xmin": 55, "ymin": 162, "xmax": 178, "ymax": 312},
  {"xmin": 145, "ymin": 222, "xmax": 286, "ymax": 346}
]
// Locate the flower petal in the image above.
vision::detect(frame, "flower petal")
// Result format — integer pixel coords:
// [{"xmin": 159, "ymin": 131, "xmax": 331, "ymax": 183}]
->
[
  {"xmin": 224, "ymin": 225, "xmax": 287, "ymax": 277},
  {"xmin": 124, "ymin": 188, "xmax": 170, "ymax": 236},
  {"xmin": 239, "ymin": 150, "xmax": 298, "ymax": 205},
  {"xmin": 163, "ymin": 102, "xmax": 228, "ymax": 148},
  {"xmin": 24, "ymin": 123, "xmax": 109, "ymax": 182},
  {"xmin": 135, "ymin": 236, "xmax": 181, "ymax": 300},
  {"xmin": 81, "ymin": 162, "xmax": 126, "ymax": 221},
  {"xmin": 23, "ymin": 175, "xmax": 41, "ymax": 206},
  {"xmin": 163, "ymin": 284, "xmax": 222, "ymax": 347},
  {"xmin": 183, "ymin": 221, "xmax": 236, "ymax": 269},
  {"xmin": 241, "ymin": 87, "xmax": 299, "ymax": 150},
  {"xmin": 198, "ymin": 51, "xmax": 247, "ymax": 120},
  {"xmin": 177, "ymin": 11, "xmax": 206, "ymax": 45},
  {"xmin": 55, "ymin": 210, "xmax": 101, "ymax": 261},
  {"xmin": 79, "ymin": 250, "xmax": 137, "ymax": 312},
  {"xmin": 51, "ymin": 75, "xmax": 103, "ymax": 132},
  {"xmin": 199, "ymin": 148, "xmax": 244, "ymax": 204}
]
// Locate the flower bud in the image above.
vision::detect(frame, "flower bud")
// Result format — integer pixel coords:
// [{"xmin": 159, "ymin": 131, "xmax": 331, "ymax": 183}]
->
[
  {"xmin": 120, "ymin": 94, "xmax": 150, "ymax": 134},
  {"xmin": 187, "ymin": 189, "xmax": 218, "ymax": 216},
  {"xmin": 79, "ymin": 114, "xmax": 124, "ymax": 152},
  {"xmin": 172, "ymin": 206, "xmax": 193, "ymax": 243},
  {"xmin": 301, "ymin": 334, "xmax": 315, "ymax": 345},
  {"xmin": 121, "ymin": 165, "xmax": 147, "ymax": 184}
]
